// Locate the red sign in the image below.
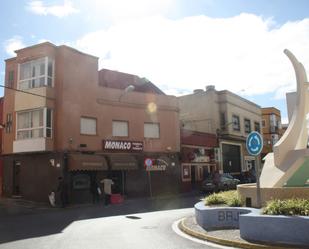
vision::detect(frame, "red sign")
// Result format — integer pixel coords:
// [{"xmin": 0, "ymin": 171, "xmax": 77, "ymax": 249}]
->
[{"xmin": 102, "ymin": 140, "xmax": 143, "ymax": 152}]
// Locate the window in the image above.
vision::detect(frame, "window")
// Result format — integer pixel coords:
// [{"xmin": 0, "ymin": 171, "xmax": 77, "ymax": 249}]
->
[
  {"xmin": 232, "ymin": 115, "xmax": 240, "ymax": 131},
  {"xmin": 270, "ymin": 114, "xmax": 277, "ymax": 126},
  {"xmin": 144, "ymin": 123, "xmax": 160, "ymax": 138},
  {"xmin": 262, "ymin": 119, "xmax": 266, "ymax": 127},
  {"xmin": 254, "ymin": 122, "xmax": 261, "ymax": 133},
  {"xmin": 244, "ymin": 119, "xmax": 251, "ymax": 133},
  {"xmin": 16, "ymin": 108, "xmax": 52, "ymax": 140},
  {"xmin": 18, "ymin": 57, "xmax": 54, "ymax": 90},
  {"xmin": 112, "ymin": 121, "xmax": 128, "ymax": 137},
  {"xmin": 80, "ymin": 117, "xmax": 97, "ymax": 135},
  {"xmin": 6, "ymin": 71, "xmax": 14, "ymax": 88},
  {"xmin": 5, "ymin": 113, "xmax": 13, "ymax": 133}
]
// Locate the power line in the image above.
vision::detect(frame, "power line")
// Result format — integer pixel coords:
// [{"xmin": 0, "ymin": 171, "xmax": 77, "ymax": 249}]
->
[{"xmin": 0, "ymin": 84, "xmax": 55, "ymax": 100}]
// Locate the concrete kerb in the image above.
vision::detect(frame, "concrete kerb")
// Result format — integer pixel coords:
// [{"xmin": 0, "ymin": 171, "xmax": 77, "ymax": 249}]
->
[{"xmin": 178, "ymin": 217, "xmax": 292, "ymax": 249}]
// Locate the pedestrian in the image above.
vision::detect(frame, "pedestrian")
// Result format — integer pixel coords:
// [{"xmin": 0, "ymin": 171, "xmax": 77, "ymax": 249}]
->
[
  {"xmin": 100, "ymin": 176, "xmax": 114, "ymax": 205},
  {"xmin": 212, "ymin": 170, "xmax": 220, "ymax": 192},
  {"xmin": 57, "ymin": 177, "xmax": 68, "ymax": 208},
  {"xmin": 91, "ymin": 180, "xmax": 100, "ymax": 204}
]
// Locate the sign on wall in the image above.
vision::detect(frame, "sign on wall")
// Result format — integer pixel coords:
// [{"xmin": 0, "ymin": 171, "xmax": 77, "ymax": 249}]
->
[{"xmin": 102, "ymin": 140, "xmax": 143, "ymax": 152}]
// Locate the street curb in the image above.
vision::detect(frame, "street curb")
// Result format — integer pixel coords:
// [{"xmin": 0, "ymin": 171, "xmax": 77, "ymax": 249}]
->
[{"xmin": 178, "ymin": 217, "xmax": 294, "ymax": 249}]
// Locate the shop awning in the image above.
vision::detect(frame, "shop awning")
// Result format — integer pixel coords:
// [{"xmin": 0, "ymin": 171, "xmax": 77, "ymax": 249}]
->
[
  {"xmin": 68, "ymin": 154, "xmax": 108, "ymax": 171},
  {"xmin": 108, "ymin": 155, "xmax": 138, "ymax": 170}
]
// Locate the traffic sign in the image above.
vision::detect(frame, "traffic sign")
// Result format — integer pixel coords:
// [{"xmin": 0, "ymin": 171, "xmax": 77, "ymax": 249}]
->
[
  {"xmin": 144, "ymin": 158, "xmax": 153, "ymax": 167},
  {"xmin": 246, "ymin": 131, "xmax": 263, "ymax": 156}
]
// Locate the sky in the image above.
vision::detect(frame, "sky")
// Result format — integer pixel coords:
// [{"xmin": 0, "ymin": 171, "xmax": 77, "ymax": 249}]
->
[{"xmin": 1, "ymin": 0, "xmax": 309, "ymax": 124}]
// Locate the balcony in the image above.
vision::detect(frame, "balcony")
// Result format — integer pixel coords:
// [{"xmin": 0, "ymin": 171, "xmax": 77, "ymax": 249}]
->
[{"xmin": 13, "ymin": 138, "xmax": 53, "ymax": 153}]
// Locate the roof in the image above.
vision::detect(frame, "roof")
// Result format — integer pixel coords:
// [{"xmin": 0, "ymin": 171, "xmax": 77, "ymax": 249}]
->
[
  {"xmin": 218, "ymin": 90, "xmax": 261, "ymax": 109},
  {"xmin": 98, "ymin": 69, "xmax": 165, "ymax": 95}
]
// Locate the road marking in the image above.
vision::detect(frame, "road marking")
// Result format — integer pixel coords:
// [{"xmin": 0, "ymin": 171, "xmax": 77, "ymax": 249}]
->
[{"xmin": 172, "ymin": 219, "xmax": 238, "ymax": 249}]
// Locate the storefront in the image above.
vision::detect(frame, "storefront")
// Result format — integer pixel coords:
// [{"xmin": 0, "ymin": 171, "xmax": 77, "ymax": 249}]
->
[
  {"xmin": 68, "ymin": 153, "xmax": 108, "ymax": 203},
  {"xmin": 180, "ymin": 130, "xmax": 218, "ymax": 192}
]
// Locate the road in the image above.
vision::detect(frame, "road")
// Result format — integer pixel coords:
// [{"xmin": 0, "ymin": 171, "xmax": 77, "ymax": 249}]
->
[{"xmin": 0, "ymin": 195, "xmax": 233, "ymax": 249}]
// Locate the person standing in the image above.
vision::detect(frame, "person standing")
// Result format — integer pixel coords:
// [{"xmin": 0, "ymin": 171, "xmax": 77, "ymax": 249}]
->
[{"xmin": 100, "ymin": 176, "xmax": 114, "ymax": 205}]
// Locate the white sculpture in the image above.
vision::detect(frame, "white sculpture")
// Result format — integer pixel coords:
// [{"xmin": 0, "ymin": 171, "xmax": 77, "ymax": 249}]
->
[{"xmin": 260, "ymin": 50, "xmax": 309, "ymax": 187}]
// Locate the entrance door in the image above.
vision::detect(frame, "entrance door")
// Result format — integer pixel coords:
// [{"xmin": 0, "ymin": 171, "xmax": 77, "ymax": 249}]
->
[
  {"xmin": 191, "ymin": 166, "xmax": 196, "ymax": 189},
  {"xmin": 13, "ymin": 161, "xmax": 21, "ymax": 196},
  {"xmin": 222, "ymin": 144, "xmax": 241, "ymax": 174}
]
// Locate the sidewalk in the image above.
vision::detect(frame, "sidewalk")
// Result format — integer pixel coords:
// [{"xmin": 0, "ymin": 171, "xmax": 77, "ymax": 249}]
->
[{"xmin": 0, "ymin": 190, "xmax": 203, "ymax": 217}]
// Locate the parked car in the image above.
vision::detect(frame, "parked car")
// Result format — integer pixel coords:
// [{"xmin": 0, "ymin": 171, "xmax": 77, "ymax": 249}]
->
[{"xmin": 201, "ymin": 174, "xmax": 240, "ymax": 193}]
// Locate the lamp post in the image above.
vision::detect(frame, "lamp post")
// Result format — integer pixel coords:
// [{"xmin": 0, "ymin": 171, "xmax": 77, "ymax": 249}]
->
[{"xmin": 119, "ymin": 85, "xmax": 135, "ymax": 101}]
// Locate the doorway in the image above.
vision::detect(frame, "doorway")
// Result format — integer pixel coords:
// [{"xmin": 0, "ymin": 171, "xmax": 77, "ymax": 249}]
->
[{"xmin": 13, "ymin": 161, "xmax": 21, "ymax": 196}]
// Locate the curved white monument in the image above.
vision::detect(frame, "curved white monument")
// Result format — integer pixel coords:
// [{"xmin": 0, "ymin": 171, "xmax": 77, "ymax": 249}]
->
[{"xmin": 260, "ymin": 49, "xmax": 309, "ymax": 187}]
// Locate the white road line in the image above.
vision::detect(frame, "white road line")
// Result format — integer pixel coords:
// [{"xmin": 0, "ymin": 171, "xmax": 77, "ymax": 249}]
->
[{"xmin": 171, "ymin": 219, "xmax": 238, "ymax": 249}]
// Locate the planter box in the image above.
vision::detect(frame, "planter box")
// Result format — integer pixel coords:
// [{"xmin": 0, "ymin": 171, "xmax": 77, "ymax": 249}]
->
[{"xmin": 240, "ymin": 212, "xmax": 309, "ymax": 247}]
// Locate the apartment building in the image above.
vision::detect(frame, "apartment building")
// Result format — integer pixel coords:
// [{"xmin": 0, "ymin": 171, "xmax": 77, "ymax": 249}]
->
[
  {"xmin": 2, "ymin": 42, "xmax": 181, "ymax": 203},
  {"xmin": 261, "ymin": 107, "xmax": 283, "ymax": 159},
  {"xmin": 178, "ymin": 86, "xmax": 262, "ymax": 180}
]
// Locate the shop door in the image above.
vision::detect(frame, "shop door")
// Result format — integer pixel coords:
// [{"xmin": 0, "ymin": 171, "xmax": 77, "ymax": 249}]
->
[
  {"xmin": 222, "ymin": 144, "xmax": 241, "ymax": 174},
  {"xmin": 191, "ymin": 166, "xmax": 196, "ymax": 189},
  {"xmin": 13, "ymin": 161, "xmax": 21, "ymax": 196}
]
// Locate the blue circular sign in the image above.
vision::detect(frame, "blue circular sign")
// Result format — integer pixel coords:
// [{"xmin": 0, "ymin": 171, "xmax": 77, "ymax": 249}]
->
[{"xmin": 246, "ymin": 131, "xmax": 263, "ymax": 156}]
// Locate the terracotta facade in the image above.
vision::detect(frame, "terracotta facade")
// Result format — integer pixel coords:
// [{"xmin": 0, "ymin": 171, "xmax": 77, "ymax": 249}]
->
[{"xmin": 2, "ymin": 42, "xmax": 181, "ymax": 202}]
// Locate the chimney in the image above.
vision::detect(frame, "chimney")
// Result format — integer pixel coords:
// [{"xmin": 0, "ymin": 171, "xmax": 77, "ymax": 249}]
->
[
  {"xmin": 206, "ymin": 85, "xmax": 215, "ymax": 91},
  {"xmin": 193, "ymin": 89, "xmax": 204, "ymax": 94}
]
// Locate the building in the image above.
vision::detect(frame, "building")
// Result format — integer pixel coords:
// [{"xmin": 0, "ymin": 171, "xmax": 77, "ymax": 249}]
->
[
  {"xmin": 261, "ymin": 107, "xmax": 283, "ymax": 159},
  {"xmin": 180, "ymin": 129, "xmax": 217, "ymax": 191},
  {"xmin": 0, "ymin": 97, "xmax": 3, "ymax": 196},
  {"xmin": 2, "ymin": 42, "xmax": 180, "ymax": 203},
  {"xmin": 178, "ymin": 86, "xmax": 262, "ymax": 179}
]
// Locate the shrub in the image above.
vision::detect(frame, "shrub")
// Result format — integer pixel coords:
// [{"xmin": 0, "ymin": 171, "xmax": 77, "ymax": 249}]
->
[
  {"xmin": 204, "ymin": 193, "xmax": 226, "ymax": 205},
  {"xmin": 204, "ymin": 190, "xmax": 243, "ymax": 207},
  {"xmin": 263, "ymin": 199, "xmax": 309, "ymax": 216}
]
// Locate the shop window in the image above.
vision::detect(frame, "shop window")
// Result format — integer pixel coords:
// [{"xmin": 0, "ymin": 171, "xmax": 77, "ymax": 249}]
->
[
  {"xmin": 80, "ymin": 117, "xmax": 97, "ymax": 135},
  {"xmin": 72, "ymin": 174, "xmax": 90, "ymax": 190},
  {"xmin": 244, "ymin": 119, "xmax": 251, "ymax": 133},
  {"xmin": 232, "ymin": 115, "xmax": 240, "ymax": 131},
  {"xmin": 16, "ymin": 108, "xmax": 52, "ymax": 140},
  {"xmin": 144, "ymin": 123, "xmax": 160, "ymax": 138},
  {"xmin": 18, "ymin": 57, "xmax": 54, "ymax": 90},
  {"xmin": 113, "ymin": 121, "xmax": 128, "ymax": 137}
]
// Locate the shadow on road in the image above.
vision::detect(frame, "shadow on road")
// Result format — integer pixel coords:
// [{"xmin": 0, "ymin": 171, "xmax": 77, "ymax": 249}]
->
[{"xmin": 0, "ymin": 193, "xmax": 203, "ymax": 244}]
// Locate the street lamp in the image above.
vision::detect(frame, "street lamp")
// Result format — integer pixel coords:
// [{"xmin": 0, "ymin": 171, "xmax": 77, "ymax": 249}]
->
[{"xmin": 119, "ymin": 85, "xmax": 135, "ymax": 101}]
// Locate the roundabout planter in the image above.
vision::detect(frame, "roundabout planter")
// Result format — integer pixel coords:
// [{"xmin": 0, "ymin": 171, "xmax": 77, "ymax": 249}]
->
[
  {"xmin": 194, "ymin": 201, "xmax": 259, "ymax": 230},
  {"xmin": 194, "ymin": 201, "xmax": 309, "ymax": 247}
]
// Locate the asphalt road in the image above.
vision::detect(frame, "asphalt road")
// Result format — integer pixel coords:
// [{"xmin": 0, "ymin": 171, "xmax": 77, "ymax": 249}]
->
[{"xmin": 0, "ymin": 195, "xmax": 233, "ymax": 249}]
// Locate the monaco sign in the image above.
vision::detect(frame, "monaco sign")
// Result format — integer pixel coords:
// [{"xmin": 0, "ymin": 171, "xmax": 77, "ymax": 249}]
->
[{"xmin": 102, "ymin": 140, "xmax": 143, "ymax": 152}]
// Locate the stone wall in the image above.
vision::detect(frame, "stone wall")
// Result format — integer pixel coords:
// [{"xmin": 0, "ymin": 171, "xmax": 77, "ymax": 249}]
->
[{"xmin": 238, "ymin": 183, "xmax": 309, "ymax": 207}]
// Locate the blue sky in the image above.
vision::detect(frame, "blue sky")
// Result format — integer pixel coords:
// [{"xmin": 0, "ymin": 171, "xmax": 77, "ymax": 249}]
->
[{"xmin": 1, "ymin": 0, "xmax": 309, "ymax": 123}]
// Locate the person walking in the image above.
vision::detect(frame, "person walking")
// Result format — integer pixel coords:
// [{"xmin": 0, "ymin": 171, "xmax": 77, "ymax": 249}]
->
[
  {"xmin": 91, "ymin": 180, "xmax": 100, "ymax": 204},
  {"xmin": 100, "ymin": 176, "xmax": 114, "ymax": 205}
]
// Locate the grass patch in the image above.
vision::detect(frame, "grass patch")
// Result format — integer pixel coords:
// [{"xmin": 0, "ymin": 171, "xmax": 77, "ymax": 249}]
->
[
  {"xmin": 204, "ymin": 190, "xmax": 243, "ymax": 207},
  {"xmin": 263, "ymin": 199, "xmax": 309, "ymax": 216}
]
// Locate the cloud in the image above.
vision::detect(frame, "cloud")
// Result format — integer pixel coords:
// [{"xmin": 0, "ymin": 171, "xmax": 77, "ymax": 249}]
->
[
  {"xmin": 71, "ymin": 14, "xmax": 309, "ymax": 97},
  {"xmin": 27, "ymin": 0, "xmax": 79, "ymax": 18},
  {"xmin": 4, "ymin": 36, "xmax": 26, "ymax": 56}
]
